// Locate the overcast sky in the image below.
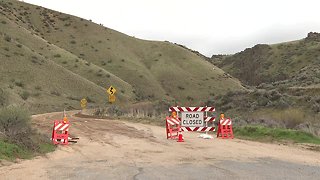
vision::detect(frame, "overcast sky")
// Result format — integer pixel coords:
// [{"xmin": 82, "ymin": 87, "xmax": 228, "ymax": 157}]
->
[{"xmin": 24, "ymin": 0, "xmax": 320, "ymax": 56}]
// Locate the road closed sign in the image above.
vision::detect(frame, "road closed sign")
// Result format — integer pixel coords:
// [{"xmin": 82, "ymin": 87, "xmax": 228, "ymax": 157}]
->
[{"xmin": 181, "ymin": 112, "xmax": 204, "ymax": 127}]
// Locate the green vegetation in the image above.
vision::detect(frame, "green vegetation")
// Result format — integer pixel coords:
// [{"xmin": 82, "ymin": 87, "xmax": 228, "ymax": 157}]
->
[
  {"xmin": 211, "ymin": 36, "xmax": 320, "ymax": 87},
  {"xmin": 20, "ymin": 91, "xmax": 30, "ymax": 100},
  {"xmin": 208, "ymin": 33, "xmax": 320, "ymax": 138},
  {"xmin": 0, "ymin": 140, "xmax": 32, "ymax": 160},
  {"xmin": 234, "ymin": 126, "xmax": 320, "ymax": 144},
  {"xmin": 0, "ymin": 106, "xmax": 55, "ymax": 160},
  {"xmin": 0, "ymin": 0, "xmax": 244, "ymax": 114}
]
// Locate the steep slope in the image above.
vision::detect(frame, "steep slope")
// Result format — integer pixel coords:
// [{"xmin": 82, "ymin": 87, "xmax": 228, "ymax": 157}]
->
[
  {"xmin": 2, "ymin": 0, "xmax": 244, "ymax": 102},
  {"xmin": 0, "ymin": 31, "xmax": 108, "ymax": 113},
  {"xmin": 207, "ymin": 33, "xmax": 320, "ymax": 129},
  {"xmin": 210, "ymin": 33, "xmax": 320, "ymax": 88},
  {"xmin": 0, "ymin": 0, "xmax": 245, "ymax": 113}
]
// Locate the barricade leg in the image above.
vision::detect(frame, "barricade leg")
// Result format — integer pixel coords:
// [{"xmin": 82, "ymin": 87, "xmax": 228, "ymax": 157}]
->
[
  {"xmin": 229, "ymin": 125, "xmax": 234, "ymax": 139},
  {"xmin": 166, "ymin": 122, "xmax": 169, "ymax": 139},
  {"xmin": 217, "ymin": 124, "xmax": 221, "ymax": 138}
]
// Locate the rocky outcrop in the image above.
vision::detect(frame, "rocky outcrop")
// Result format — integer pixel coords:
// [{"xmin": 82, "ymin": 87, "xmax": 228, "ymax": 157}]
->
[{"xmin": 306, "ymin": 32, "xmax": 320, "ymax": 42}]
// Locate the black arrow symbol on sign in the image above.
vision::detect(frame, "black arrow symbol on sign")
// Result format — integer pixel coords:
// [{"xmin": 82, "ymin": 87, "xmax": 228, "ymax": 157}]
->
[{"xmin": 110, "ymin": 87, "xmax": 113, "ymax": 94}]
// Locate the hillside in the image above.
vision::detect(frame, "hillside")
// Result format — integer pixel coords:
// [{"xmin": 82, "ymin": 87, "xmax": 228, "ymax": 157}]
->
[
  {"xmin": 207, "ymin": 33, "xmax": 320, "ymax": 135},
  {"xmin": 0, "ymin": 0, "xmax": 244, "ymax": 113},
  {"xmin": 210, "ymin": 32, "xmax": 320, "ymax": 88}
]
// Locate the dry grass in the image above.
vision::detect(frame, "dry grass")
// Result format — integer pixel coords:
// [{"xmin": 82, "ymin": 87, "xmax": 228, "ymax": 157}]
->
[
  {"xmin": 0, "ymin": 0, "xmax": 244, "ymax": 114},
  {"xmin": 251, "ymin": 108, "xmax": 320, "ymax": 135}
]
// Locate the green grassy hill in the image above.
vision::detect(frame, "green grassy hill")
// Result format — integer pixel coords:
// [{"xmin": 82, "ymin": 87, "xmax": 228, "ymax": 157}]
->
[
  {"xmin": 210, "ymin": 33, "xmax": 320, "ymax": 88},
  {"xmin": 208, "ymin": 33, "xmax": 320, "ymax": 136},
  {"xmin": 0, "ymin": 0, "xmax": 244, "ymax": 113}
]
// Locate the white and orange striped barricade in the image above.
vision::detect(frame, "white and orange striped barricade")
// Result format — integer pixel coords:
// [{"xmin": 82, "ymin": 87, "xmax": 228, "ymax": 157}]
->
[
  {"xmin": 168, "ymin": 106, "xmax": 216, "ymax": 140},
  {"xmin": 166, "ymin": 116, "xmax": 181, "ymax": 139},
  {"xmin": 217, "ymin": 118, "xmax": 233, "ymax": 139},
  {"xmin": 169, "ymin": 106, "xmax": 215, "ymax": 112},
  {"xmin": 52, "ymin": 120, "xmax": 70, "ymax": 145}
]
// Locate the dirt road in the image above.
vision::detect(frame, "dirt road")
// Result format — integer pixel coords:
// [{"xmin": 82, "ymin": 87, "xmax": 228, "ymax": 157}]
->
[{"xmin": 0, "ymin": 112, "xmax": 319, "ymax": 180}]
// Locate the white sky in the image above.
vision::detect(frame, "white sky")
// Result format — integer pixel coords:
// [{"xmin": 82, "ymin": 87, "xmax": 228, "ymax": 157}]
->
[{"xmin": 24, "ymin": 0, "xmax": 320, "ymax": 56}]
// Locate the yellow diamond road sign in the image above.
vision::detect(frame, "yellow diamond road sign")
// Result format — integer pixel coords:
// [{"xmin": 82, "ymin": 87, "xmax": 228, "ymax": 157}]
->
[
  {"xmin": 107, "ymin": 86, "xmax": 116, "ymax": 95},
  {"xmin": 80, "ymin": 98, "xmax": 87, "ymax": 108}
]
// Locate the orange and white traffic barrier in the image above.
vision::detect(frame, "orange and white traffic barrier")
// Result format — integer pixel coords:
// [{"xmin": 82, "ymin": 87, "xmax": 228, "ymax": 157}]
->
[
  {"xmin": 52, "ymin": 120, "xmax": 70, "ymax": 145},
  {"xmin": 217, "ymin": 117, "xmax": 234, "ymax": 139},
  {"xmin": 166, "ymin": 116, "xmax": 181, "ymax": 139},
  {"xmin": 166, "ymin": 106, "xmax": 216, "ymax": 141}
]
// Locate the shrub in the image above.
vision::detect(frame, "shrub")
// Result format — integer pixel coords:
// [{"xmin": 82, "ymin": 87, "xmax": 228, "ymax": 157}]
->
[
  {"xmin": 20, "ymin": 91, "xmax": 30, "ymax": 100},
  {"xmin": 107, "ymin": 106, "xmax": 123, "ymax": 116},
  {"xmin": 67, "ymin": 96, "xmax": 80, "ymax": 101},
  {"xmin": 4, "ymin": 36, "xmax": 11, "ymax": 42},
  {"xmin": 0, "ymin": 107, "xmax": 54, "ymax": 154},
  {"xmin": 14, "ymin": 80, "xmax": 24, "ymax": 87},
  {"xmin": 34, "ymin": 86, "xmax": 42, "ymax": 91},
  {"xmin": 1, "ymin": 20, "xmax": 6, "ymax": 24},
  {"xmin": 0, "ymin": 106, "xmax": 31, "ymax": 143},
  {"xmin": 70, "ymin": 40, "xmax": 76, "ymax": 44},
  {"xmin": 53, "ymin": 54, "xmax": 61, "ymax": 58},
  {"xmin": 50, "ymin": 91, "xmax": 61, "ymax": 96},
  {"xmin": 186, "ymin": 96, "xmax": 194, "ymax": 101}
]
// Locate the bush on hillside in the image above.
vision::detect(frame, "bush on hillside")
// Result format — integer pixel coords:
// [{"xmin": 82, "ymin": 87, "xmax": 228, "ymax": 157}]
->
[
  {"xmin": 4, "ymin": 35, "xmax": 11, "ymax": 42},
  {"xmin": 53, "ymin": 54, "xmax": 61, "ymax": 58},
  {"xmin": 0, "ymin": 107, "xmax": 32, "ymax": 146},
  {"xmin": 14, "ymin": 80, "xmax": 24, "ymax": 87},
  {"xmin": 0, "ymin": 106, "xmax": 54, "ymax": 158},
  {"xmin": 20, "ymin": 91, "xmax": 30, "ymax": 100}
]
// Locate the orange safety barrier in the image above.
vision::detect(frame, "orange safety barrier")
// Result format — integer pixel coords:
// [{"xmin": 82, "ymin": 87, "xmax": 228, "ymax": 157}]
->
[
  {"xmin": 217, "ymin": 117, "xmax": 234, "ymax": 139},
  {"xmin": 166, "ymin": 116, "xmax": 181, "ymax": 139},
  {"xmin": 52, "ymin": 120, "xmax": 70, "ymax": 145}
]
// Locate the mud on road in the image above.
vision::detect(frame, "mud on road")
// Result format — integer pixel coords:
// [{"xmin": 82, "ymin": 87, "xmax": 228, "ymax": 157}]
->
[{"xmin": 0, "ymin": 111, "xmax": 319, "ymax": 180}]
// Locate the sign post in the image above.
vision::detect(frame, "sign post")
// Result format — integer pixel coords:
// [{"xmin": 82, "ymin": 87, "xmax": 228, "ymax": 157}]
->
[{"xmin": 108, "ymin": 94, "xmax": 116, "ymax": 103}]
